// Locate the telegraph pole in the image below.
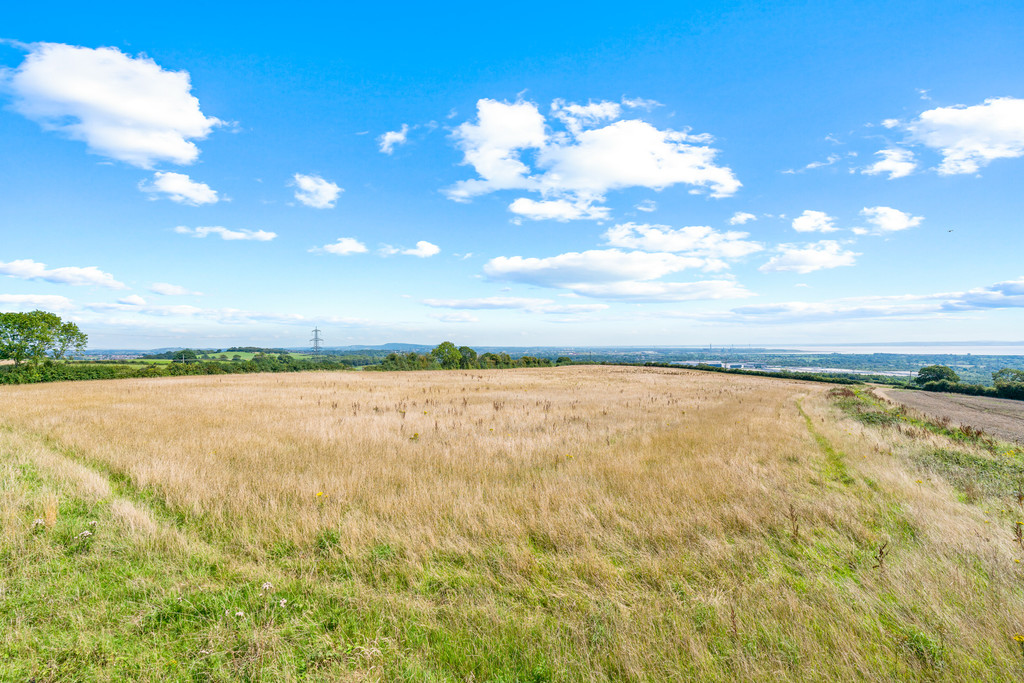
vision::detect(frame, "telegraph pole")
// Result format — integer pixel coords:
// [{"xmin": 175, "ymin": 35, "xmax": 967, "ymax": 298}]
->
[{"xmin": 310, "ymin": 327, "xmax": 323, "ymax": 362}]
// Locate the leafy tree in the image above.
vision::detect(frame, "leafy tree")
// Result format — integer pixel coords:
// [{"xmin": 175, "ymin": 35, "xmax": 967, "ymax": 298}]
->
[
  {"xmin": 915, "ymin": 365, "xmax": 960, "ymax": 385},
  {"xmin": 458, "ymin": 346, "xmax": 478, "ymax": 369},
  {"xmin": 431, "ymin": 341, "xmax": 463, "ymax": 370},
  {"xmin": 51, "ymin": 320, "xmax": 88, "ymax": 360},
  {"xmin": 0, "ymin": 310, "xmax": 86, "ymax": 366},
  {"xmin": 173, "ymin": 349, "xmax": 199, "ymax": 363},
  {"xmin": 993, "ymin": 368, "xmax": 1024, "ymax": 400},
  {"xmin": 993, "ymin": 368, "xmax": 1024, "ymax": 385},
  {"xmin": 556, "ymin": 356, "xmax": 572, "ymax": 365}
]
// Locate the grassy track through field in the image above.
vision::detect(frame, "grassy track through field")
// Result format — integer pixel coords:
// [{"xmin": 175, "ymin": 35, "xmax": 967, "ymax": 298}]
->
[{"xmin": 3, "ymin": 367, "xmax": 1024, "ymax": 680}]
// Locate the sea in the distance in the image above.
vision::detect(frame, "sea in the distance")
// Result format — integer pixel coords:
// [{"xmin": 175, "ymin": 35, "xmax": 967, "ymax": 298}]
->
[{"xmin": 788, "ymin": 343, "xmax": 1024, "ymax": 356}]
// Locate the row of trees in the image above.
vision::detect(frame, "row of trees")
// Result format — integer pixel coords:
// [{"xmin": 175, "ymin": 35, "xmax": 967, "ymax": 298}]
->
[
  {"xmin": 0, "ymin": 311, "xmax": 87, "ymax": 366},
  {"xmin": 370, "ymin": 342, "xmax": 573, "ymax": 372},
  {"xmin": 915, "ymin": 365, "xmax": 1024, "ymax": 400}
]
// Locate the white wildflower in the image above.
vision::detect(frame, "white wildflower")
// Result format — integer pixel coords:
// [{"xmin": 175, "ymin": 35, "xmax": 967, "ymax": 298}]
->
[{"xmin": 261, "ymin": 582, "xmax": 273, "ymax": 591}]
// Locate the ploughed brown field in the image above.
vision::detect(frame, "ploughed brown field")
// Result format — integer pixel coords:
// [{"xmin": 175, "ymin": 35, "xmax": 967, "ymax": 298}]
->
[{"xmin": 877, "ymin": 386, "xmax": 1024, "ymax": 445}]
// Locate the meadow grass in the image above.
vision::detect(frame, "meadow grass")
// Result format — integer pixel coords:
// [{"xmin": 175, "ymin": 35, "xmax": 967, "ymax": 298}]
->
[{"xmin": 2, "ymin": 366, "xmax": 1024, "ymax": 680}]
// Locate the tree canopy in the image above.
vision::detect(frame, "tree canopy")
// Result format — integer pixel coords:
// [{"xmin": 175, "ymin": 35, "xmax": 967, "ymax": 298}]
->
[
  {"xmin": 915, "ymin": 365, "xmax": 960, "ymax": 385},
  {"xmin": 0, "ymin": 311, "xmax": 87, "ymax": 366},
  {"xmin": 431, "ymin": 341, "xmax": 463, "ymax": 370},
  {"xmin": 993, "ymin": 368, "xmax": 1024, "ymax": 385}
]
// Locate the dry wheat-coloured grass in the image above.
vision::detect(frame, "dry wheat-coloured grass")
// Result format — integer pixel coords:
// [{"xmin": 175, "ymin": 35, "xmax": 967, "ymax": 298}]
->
[
  {"xmin": 3, "ymin": 366, "xmax": 1024, "ymax": 680},
  {"xmin": 1, "ymin": 366, "xmax": 818, "ymax": 555}
]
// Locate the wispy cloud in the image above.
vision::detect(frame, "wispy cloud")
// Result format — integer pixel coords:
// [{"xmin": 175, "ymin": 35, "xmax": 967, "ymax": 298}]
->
[
  {"xmin": 603, "ymin": 222, "xmax": 762, "ymax": 258},
  {"xmin": 430, "ymin": 311, "xmax": 479, "ymax": 323},
  {"xmin": 150, "ymin": 282, "xmax": 202, "ymax": 296},
  {"xmin": 759, "ymin": 241, "xmax": 859, "ymax": 274},
  {"xmin": 423, "ymin": 296, "xmax": 608, "ymax": 314},
  {"xmin": 174, "ymin": 226, "xmax": 276, "ymax": 241},
  {"xmin": 0, "ymin": 258, "xmax": 127, "ymax": 289},
  {"xmin": 783, "ymin": 154, "xmax": 840, "ymax": 174},
  {"xmin": 380, "ymin": 241, "xmax": 440, "ymax": 258},
  {"xmin": 0, "ymin": 293, "xmax": 75, "ymax": 311},
  {"xmin": 722, "ymin": 276, "xmax": 1024, "ymax": 323},
  {"xmin": 483, "ymin": 248, "xmax": 751, "ymax": 302}
]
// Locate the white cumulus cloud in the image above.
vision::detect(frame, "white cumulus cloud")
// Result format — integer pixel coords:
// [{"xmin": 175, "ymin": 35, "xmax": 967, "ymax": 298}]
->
[
  {"xmin": 535, "ymin": 118, "xmax": 738, "ymax": 198},
  {"xmin": 509, "ymin": 198, "xmax": 610, "ymax": 222},
  {"xmin": 445, "ymin": 98, "xmax": 739, "ymax": 220},
  {"xmin": 378, "ymin": 124, "xmax": 410, "ymax": 154},
  {"xmin": 174, "ymin": 226, "xmax": 276, "ymax": 241},
  {"xmin": 859, "ymin": 206, "xmax": 923, "ymax": 234},
  {"xmin": 0, "ymin": 42, "xmax": 221, "ymax": 167},
  {"xmin": 907, "ymin": 97, "xmax": 1024, "ymax": 174},
  {"xmin": 292, "ymin": 173, "xmax": 342, "ymax": 209},
  {"xmin": 759, "ymin": 241, "xmax": 859, "ymax": 274},
  {"xmin": 402, "ymin": 241, "xmax": 440, "ymax": 258},
  {"xmin": 0, "ymin": 258, "xmax": 126, "ymax": 289},
  {"xmin": 861, "ymin": 148, "xmax": 917, "ymax": 179},
  {"xmin": 792, "ymin": 210, "xmax": 839, "ymax": 233},
  {"xmin": 446, "ymin": 99, "xmax": 547, "ymax": 201},
  {"xmin": 313, "ymin": 237, "xmax": 368, "ymax": 255},
  {"xmin": 140, "ymin": 171, "xmax": 219, "ymax": 205},
  {"xmin": 729, "ymin": 212, "xmax": 756, "ymax": 225}
]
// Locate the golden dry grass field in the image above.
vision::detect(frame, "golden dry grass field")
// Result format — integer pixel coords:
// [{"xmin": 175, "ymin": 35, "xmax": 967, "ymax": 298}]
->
[{"xmin": 2, "ymin": 365, "xmax": 1024, "ymax": 681}]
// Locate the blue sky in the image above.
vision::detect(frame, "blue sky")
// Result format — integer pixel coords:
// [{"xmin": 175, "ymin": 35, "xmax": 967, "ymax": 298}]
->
[{"xmin": 1, "ymin": 1, "xmax": 1022, "ymax": 348}]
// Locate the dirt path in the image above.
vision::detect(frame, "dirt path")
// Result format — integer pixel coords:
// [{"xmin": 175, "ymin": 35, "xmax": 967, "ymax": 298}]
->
[{"xmin": 874, "ymin": 386, "xmax": 1024, "ymax": 445}]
